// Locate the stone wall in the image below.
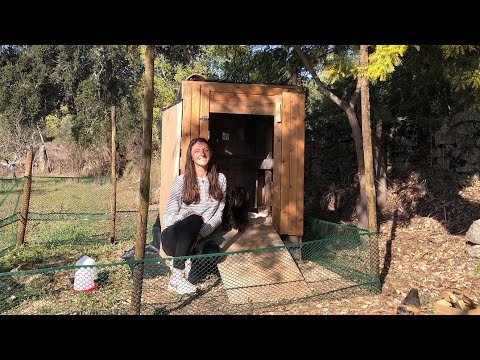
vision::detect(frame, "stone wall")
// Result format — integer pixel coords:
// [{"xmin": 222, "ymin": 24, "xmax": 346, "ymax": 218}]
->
[{"xmin": 433, "ymin": 111, "xmax": 480, "ymax": 174}]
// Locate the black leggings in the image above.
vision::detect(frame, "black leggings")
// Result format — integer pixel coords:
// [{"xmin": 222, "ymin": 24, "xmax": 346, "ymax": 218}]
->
[{"xmin": 161, "ymin": 214, "xmax": 203, "ymax": 269}]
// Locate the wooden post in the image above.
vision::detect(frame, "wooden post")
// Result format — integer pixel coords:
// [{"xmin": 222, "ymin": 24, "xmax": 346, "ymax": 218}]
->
[
  {"xmin": 264, "ymin": 169, "xmax": 272, "ymax": 214},
  {"xmin": 131, "ymin": 45, "xmax": 154, "ymax": 315},
  {"xmin": 263, "ymin": 152, "xmax": 273, "ymax": 215},
  {"xmin": 288, "ymin": 235, "xmax": 301, "ymax": 261},
  {"xmin": 109, "ymin": 105, "xmax": 117, "ymax": 244},
  {"xmin": 16, "ymin": 146, "xmax": 34, "ymax": 246},
  {"xmin": 360, "ymin": 45, "xmax": 379, "ymax": 280}
]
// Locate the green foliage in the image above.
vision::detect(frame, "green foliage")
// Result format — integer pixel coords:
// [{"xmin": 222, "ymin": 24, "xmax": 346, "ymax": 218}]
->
[
  {"xmin": 203, "ymin": 45, "xmax": 302, "ymax": 85},
  {"xmin": 50, "ymin": 46, "xmax": 94, "ymax": 111},
  {"xmin": 2, "ymin": 44, "xmax": 479, "ymax": 175},
  {"xmin": 375, "ymin": 46, "xmax": 451, "ymax": 136},
  {"xmin": 321, "ymin": 51, "xmax": 358, "ymax": 85},
  {"xmin": 297, "ymin": 45, "xmax": 412, "ymax": 86},
  {"xmin": 0, "ymin": 46, "xmax": 64, "ymax": 125},
  {"xmin": 45, "ymin": 105, "xmax": 73, "ymax": 140},
  {"xmin": 441, "ymin": 45, "xmax": 480, "ymax": 58},
  {"xmin": 441, "ymin": 45, "xmax": 480, "ymax": 108},
  {"xmin": 0, "ymin": 45, "xmax": 144, "ymax": 153},
  {"xmin": 72, "ymin": 76, "xmax": 108, "ymax": 147},
  {"xmin": 90, "ymin": 45, "xmax": 143, "ymax": 106},
  {"xmin": 367, "ymin": 45, "xmax": 411, "ymax": 83}
]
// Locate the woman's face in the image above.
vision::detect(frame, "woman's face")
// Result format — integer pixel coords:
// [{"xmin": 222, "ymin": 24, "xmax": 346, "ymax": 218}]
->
[{"xmin": 191, "ymin": 141, "xmax": 211, "ymax": 168}]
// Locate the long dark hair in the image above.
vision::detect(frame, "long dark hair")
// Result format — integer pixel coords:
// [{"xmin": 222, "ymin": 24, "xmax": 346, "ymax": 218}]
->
[{"xmin": 183, "ymin": 137, "xmax": 223, "ymax": 205}]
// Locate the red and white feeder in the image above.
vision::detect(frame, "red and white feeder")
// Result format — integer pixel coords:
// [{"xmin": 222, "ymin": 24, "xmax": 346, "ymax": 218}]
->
[{"xmin": 72, "ymin": 255, "xmax": 99, "ymax": 293}]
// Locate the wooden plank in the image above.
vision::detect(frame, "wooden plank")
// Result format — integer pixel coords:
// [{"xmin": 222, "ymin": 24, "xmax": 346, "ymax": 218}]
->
[
  {"xmin": 256, "ymin": 170, "xmax": 265, "ymax": 209},
  {"xmin": 297, "ymin": 259, "xmax": 357, "ymax": 293},
  {"xmin": 295, "ymin": 93, "xmax": 305, "ymax": 236},
  {"xmin": 190, "ymin": 82, "xmax": 201, "ymax": 139},
  {"xmin": 280, "ymin": 91, "xmax": 291, "ymax": 234},
  {"xmin": 184, "ymin": 81, "xmax": 301, "ymax": 96},
  {"xmin": 434, "ymin": 300, "xmax": 467, "ymax": 315},
  {"xmin": 210, "ymin": 101, "xmax": 275, "ymax": 116},
  {"xmin": 200, "ymin": 85, "xmax": 210, "ymax": 139},
  {"xmin": 289, "ymin": 92, "xmax": 298, "ymax": 235},
  {"xmin": 461, "ymin": 294, "xmax": 477, "ymax": 309},
  {"xmin": 468, "ymin": 308, "xmax": 480, "ymax": 315},
  {"xmin": 216, "ymin": 219, "xmax": 311, "ymax": 304},
  {"xmin": 159, "ymin": 102, "xmax": 182, "ymax": 229},
  {"xmin": 210, "ymin": 92, "xmax": 276, "ymax": 105},
  {"xmin": 265, "ymin": 123, "xmax": 273, "ymax": 215},
  {"xmin": 272, "ymin": 95, "xmax": 282, "ymax": 233},
  {"xmin": 265, "ymin": 169, "xmax": 272, "ymax": 215},
  {"xmin": 180, "ymin": 83, "xmax": 192, "ymax": 174}
]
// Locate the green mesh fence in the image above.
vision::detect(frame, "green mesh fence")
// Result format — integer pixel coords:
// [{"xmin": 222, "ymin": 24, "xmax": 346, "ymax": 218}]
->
[
  {"xmin": 0, "ymin": 178, "xmax": 23, "ymax": 253},
  {"xmin": 303, "ymin": 218, "xmax": 379, "ymax": 284},
  {"xmin": 0, "ymin": 175, "xmax": 158, "ymax": 271},
  {"xmin": 0, "ymin": 219, "xmax": 378, "ymax": 315},
  {"xmin": 17, "ymin": 176, "xmax": 156, "ymax": 246},
  {"xmin": 0, "ymin": 175, "xmax": 379, "ymax": 314}
]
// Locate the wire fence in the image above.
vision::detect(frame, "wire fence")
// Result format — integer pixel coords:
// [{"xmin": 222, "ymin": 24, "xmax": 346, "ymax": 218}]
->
[
  {"xmin": 0, "ymin": 178, "xmax": 23, "ymax": 253},
  {"xmin": 1, "ymin": 224, "xmax": 378, "ymax": 315},
  {"xmin": 0, "ymin": 176, "xmax": 379, "ymax": 314},
  {"xmin": 3, "ymin": 176, "xmax": 157, "ymax": 247}
]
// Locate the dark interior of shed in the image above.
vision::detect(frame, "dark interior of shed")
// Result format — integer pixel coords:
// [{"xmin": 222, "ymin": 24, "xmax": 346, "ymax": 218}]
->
[{"xmin": 209, "ymin": 113, "xmax": 274, "ymax": 212}]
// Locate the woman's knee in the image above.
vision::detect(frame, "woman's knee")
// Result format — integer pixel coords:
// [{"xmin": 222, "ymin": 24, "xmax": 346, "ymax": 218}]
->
[
  {"xmin": 184, "ymin": 214, "xmax": 203, "ymax": 227},
  {"xmin": 160, "ymin": 229, "xmax": 175, "ymax": 256}
]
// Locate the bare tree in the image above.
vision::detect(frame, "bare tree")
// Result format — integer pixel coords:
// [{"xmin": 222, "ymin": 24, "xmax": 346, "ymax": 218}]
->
[
  {"xmin": 294, "ymin": 45, "xmax": 368, "ymax": 229},
  {"xmin": 131, "ymin": 45, "xmax": 154, "ymax": 314}
]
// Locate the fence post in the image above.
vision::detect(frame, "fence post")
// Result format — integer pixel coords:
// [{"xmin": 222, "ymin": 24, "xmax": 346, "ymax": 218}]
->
[
  {"xmin": 109, "ymin": 105, "xmax": 117, "ymax": 244},
  {"xmin": 131, "ymin": 45, "xmax": 154, "ymax": 314},
  {"xmin": 16, "ymin": 146, "xmax": 34, "ymax": 246}
]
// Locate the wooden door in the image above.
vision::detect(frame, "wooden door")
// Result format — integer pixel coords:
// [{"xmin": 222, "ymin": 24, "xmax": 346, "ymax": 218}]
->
[{"xmin": 159, "ymin": 102, "xmax": 182, "ymax": 229}]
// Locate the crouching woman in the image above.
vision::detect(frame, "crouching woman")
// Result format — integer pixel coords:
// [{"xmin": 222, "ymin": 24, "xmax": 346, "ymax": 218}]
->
[{"xmin": 161, "ymin": 137, "xmax": 226, "ymax": 295}]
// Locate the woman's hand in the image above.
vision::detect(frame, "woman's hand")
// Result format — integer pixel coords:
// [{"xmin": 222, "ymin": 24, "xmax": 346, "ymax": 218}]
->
[
  {"xmin": 183, "ymin": 210, "xmax": 203, "ymax": 221},
  {"xmin": 189, "ymin": 233, "xmax": 203, "ymax": 254}
]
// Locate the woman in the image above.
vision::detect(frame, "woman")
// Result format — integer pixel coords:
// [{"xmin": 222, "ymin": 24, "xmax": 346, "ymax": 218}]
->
[{"xmin": 161, "ymin": 137, "xmax": 226, "ymax": 295}]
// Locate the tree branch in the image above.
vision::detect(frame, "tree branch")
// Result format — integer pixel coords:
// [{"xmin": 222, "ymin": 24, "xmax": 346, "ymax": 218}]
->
[
  {"xmin": 293, "ymin": 45, "xmax": 349, "ymax": 112},
  {"xmin": 350, "ymin": 77, "xmax": 361, "ymax": 107}
]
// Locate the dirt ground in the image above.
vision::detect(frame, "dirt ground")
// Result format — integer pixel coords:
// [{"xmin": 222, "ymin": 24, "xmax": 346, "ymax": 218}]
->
[
  {"xmin": 253, "ymin": 222, "xmax": 478, "ymax": 315},
  {"xmin": 255, "ymin": 171, "xmax": 480, "ymax": 315}
]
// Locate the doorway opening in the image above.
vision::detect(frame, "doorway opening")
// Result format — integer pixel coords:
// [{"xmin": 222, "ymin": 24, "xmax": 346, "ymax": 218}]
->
[{"xmin": 209, "ymin": 113, "xmax": 274, "ymax": 213}]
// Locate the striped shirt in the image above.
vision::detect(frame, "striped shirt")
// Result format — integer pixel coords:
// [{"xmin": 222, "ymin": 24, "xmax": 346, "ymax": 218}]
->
[{"xmin": 163, "ymin": 173, "xmax": 227, "ymax": 238}]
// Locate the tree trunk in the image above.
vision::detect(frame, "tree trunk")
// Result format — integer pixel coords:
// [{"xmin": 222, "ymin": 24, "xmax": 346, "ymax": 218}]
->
[
  {"xmin": 293, "ymin": 45, "xmax": 369, "ymax": 229},
  {"xmin": 131, "ymin": 45, "xmax": 154, "ymax": 315},
  {"xmin": 17, "ymin": 147, "xmax": 34, "ymax": 246},
  {"xmin": 38, "ymin": 145, "xmax": 47, "ymax": 173},
  {"xmin": 109, "ymin": 105, "xmax": 117, "ymax": 244},
  {"xmin": 346, "ymin": 107, "xmax": 368, "ymax": 230},
  {"xmin": 371, "ymin": 101, "xmax": 387, "ymax": 209},
  {"xmin": 359, "ymin": 45, "xmax": 377, "ymax": 233},
  {"xmin": 37, "ymin": 123, "xmax": 50, "ymax": 173}
]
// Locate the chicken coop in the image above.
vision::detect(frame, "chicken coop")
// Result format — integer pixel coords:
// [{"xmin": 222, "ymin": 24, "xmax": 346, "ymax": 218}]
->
[{"xmin": 159, "ymin": 79, "xmax": 305, "ymax": 240}]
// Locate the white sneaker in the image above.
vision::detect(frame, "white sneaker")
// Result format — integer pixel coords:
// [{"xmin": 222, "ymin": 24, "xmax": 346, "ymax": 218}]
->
[
  {"xmin": 167, "ymin": 268, "xmax": 197, "ymax": 295},
  {"xmin": 183, "ymin": 259, "xmax": 192, "ymax": 279}
]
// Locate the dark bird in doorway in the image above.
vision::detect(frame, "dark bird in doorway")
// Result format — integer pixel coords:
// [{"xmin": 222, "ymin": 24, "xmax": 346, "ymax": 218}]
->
[{"xmin": 222, "ymin": 186, "xmax": 249, "ymax": 232}]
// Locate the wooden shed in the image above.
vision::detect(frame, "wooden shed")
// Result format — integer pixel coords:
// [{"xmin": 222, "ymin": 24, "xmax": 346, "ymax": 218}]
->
[{"xmin": 159, "ymin": 80, "xmax": 305, "ymax": 240}]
